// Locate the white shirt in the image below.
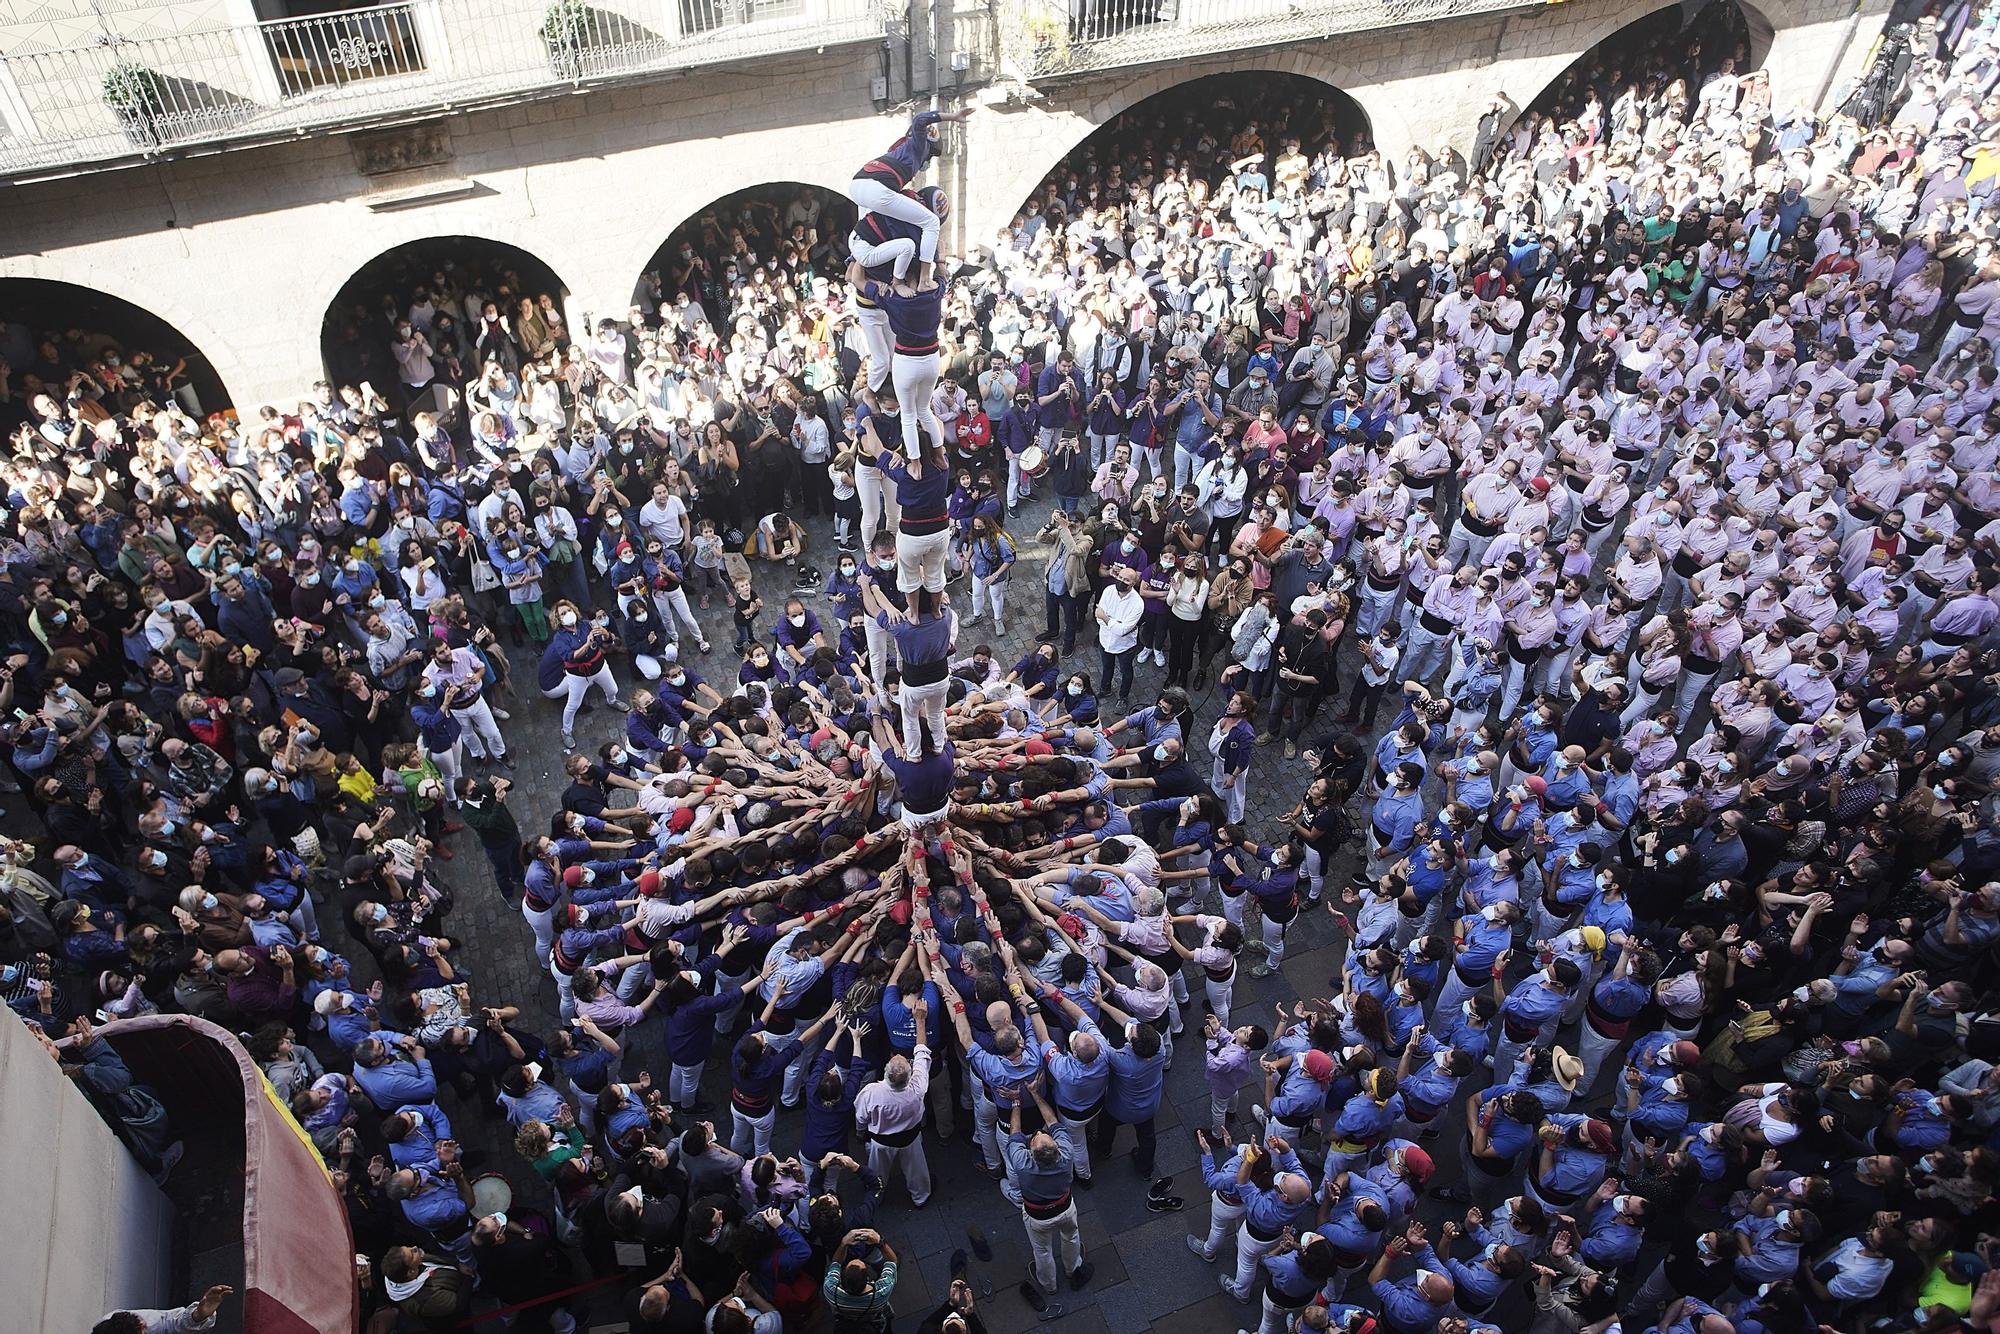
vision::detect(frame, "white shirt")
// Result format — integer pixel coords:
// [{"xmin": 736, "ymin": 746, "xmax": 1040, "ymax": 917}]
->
[
  {"xmin": 1096, "ymin": 585, "xmax": 1145, "ymax": 654},
  {"xmin": 638, "ymin": 495, "xmax": 687, "ymax": 547}
]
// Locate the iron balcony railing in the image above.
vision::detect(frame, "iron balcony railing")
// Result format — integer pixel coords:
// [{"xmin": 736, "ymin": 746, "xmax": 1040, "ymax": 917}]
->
[
  {"xmin": 0, "ymin": 0, "xmax": 886, "ymax": 176},
  {"xmin": 997, "ymin": 0, "xmax": 1544, "ymax": 80}
]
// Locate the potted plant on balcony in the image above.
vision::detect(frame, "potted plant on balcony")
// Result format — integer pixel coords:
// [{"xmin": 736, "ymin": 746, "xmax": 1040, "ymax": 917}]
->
[
  {"xmin": 102, "ymin": 61, "xmax": 165, "ymax": 148},
  {"xmin": 1021, "ymin": 12, "xmax": 1069, "ymax": 72},
  {"xmin": 541, "ymin": 0, "xmax": 594, "ymax": 79}
]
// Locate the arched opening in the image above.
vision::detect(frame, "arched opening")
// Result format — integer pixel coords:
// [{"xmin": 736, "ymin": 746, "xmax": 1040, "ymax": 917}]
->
[
  {"xmin": 1522, "ymin": 0, "xmax": 1770, "ymax": 127},
  {"xmin": 0, "ymin": 278, "xmax": 232, "ymax": 432},
  {"xmin": 633, "ymin": 183, "xmax": 856, "ymax": 318},
  {"xmin": 318, "ymin": 237, "xmax": 570, "ymax": 406},
  {"xmin": 1011, "ymin": 70, "xmax": 1372, "ymax": 232}
]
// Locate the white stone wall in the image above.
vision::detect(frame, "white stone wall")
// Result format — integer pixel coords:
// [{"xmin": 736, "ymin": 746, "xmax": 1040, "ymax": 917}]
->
[
  {"xmin": 0, "ymin": 0, "xmax": 1889, "ymax": 410},
  {"xmin": 0, "ymin": 1014, "xmax": 176, "ymax": 1331},
  {"xmin": 0, "ymin": 45, "xmax": 892, "ymax": 409}
]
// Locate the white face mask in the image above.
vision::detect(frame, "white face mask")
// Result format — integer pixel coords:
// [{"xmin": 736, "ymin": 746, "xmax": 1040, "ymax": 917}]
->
[{"xmin": 559, "ymin": 612, "xmax": 578, "ymax": 627}]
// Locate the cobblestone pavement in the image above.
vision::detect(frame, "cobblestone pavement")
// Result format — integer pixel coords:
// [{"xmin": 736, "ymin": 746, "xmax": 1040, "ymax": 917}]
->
[{"xmin": 429, "ymin": 509, "xmax": 1362, "ymax": 1334}]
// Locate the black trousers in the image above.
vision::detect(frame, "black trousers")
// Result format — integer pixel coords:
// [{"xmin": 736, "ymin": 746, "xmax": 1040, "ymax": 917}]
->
[{"xmin": 1092, "ymin": 1111, "xmax": 1157, "ymax": 1178}]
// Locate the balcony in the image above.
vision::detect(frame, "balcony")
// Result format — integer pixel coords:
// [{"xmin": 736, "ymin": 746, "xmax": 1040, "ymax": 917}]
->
[
  {"xmin": 996, "ymin": 0, "xmax": 1542, "ymax": 80},
  {"xmin": 0, "ymin": 0, "xmax": 887, "ymax": 178}
]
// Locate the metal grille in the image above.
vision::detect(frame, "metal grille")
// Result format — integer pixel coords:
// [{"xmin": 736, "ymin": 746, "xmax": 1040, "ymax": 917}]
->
[
  {"xmin": 997, "ymin": 0, "xmax": 1544, "ymax": 81},
  {"xmin": 0, "ymin": 0, "xmax": 887, "ymax": 176},
  {"xmin": 263, "ymin": 3, "xmax": 430, "ymax": 97}
]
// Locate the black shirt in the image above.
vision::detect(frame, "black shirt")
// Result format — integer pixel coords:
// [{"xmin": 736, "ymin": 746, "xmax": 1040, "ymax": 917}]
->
[
  {"xmin": 1149, "ymin": 758, "xmax": 1203, "ymax": 800},
  {"xmin": 622, "ymin": 1284, "xmax": 705, "ymax": 1334},
  {"xmin": 560, "ymin": 780, "xmax": 608, "ymax": 819},
  {"xmin": 1558, "ymin": 689, "xmax": 1622, "ymax": 754}
]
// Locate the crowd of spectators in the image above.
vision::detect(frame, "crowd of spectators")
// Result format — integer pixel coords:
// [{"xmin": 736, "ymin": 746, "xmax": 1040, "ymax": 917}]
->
[{"xmin": 22, "ymin": 4, "xmax": 2000, "ymax": 1334}]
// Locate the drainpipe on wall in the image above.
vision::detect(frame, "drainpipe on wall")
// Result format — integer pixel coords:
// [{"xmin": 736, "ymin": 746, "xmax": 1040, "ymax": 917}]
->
[
  {"xmin": 929, "ymin": 0, "xmax": 942, "ymax": 110},
  {"xmin": 1810, "ymin": 4, "xmax": 1871, "ymax": 113}
]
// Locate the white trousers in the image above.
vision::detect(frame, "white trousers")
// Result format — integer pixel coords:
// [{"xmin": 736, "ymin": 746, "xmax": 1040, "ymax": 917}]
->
[
  {"xmin": 850, "ymin": 178, "xmax": 940, "ymax": 263},
  {"xmin": 969, "ymin": 572, "xmax": 1008, "ymax": 626},
  {"xmin": 865, "ymin": 1137, "xmax": 933, "ymax": 1206},
  {"xmin": 1205, "ymin": 973, "xmax": 1235, "ymax": 1028},
  {"xmin": 850, "ymin": 229, "xmax": 916, "ymax": 280},
  {"xmin": 523, "ymin": 899, "xmax": 555, "ymax": 962},
  {"xmin": 896, "ymin": 527, "xmax": 951, "ymax": 593},
  {"xmin": 1575, "ymin": 1021, "xmax": 1622, "ymax": 1099},
  {"xmin": 1058, "ymin": 1111, "xmax": 1096, "ymax": 1182},
  {"xmin": 730, "ymin": 1103, "xmax": 775, "ymax": 1157},
  {"xmin": 424, "ymin": 737, "xmax": 463, "ymax": 799},
  {"xmin": 863, "ymin": 620, "xmax": 901, "ymax": 695},
  {"xmin": 899, "ymin": 678, "xmax": 949, "ymax": 754},
  {"xmin": 855, "ymin": 305, "xmax": 894, "ymax": 392},
  {"xmin": 543, "ymin": 666, "xmax": 619, "ymax": 735},
  {"xmin": 1007, "ymin": 453, "xmax": 1039, "ymax": 510},
  {"xmin": 1212, "ymin": 757, "xmax": 1247, "ymax": 823},
  {"xmin": 893, "ymin": 351, "xmax": 945, "ymax": 458},
  {"xmin": 857, "ymin": 466, "xmax": 902, "ymax": 550},
  {"xmin": 1260, "ymin": 911, "xmax": 1288, "ymax": 967},
  {"xmin": 1258, "ymin": 1290, "xmax": 1307, "ymax": 1334},
  {"xmin": 972, "ymin": 1081, "xmax": 1004, "ymax": 1171},
  {"xmin": 450, "ymin": 696, "xmax": 507, "ymax": 760},
  {"xmin": 1196, "ymin": 1191, "xmax": 1246, "ymax": 1260},
  {"xmin": 1023, "ymin": 1203, "xmax": 1083, "ymax": 1294},
  {"xmin": 1231, "ymin": 1227, "xmax": 1279, "ymax": 1299},
  {"xmin": 654, "ymin": 586, "xmax": 705, "ymax": 642}
]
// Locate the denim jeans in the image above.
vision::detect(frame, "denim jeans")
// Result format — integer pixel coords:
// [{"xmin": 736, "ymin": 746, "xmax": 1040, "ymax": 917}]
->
[{"xmin": 1044, "ymin": 588, "xmax": 1083, "ymax": 650}]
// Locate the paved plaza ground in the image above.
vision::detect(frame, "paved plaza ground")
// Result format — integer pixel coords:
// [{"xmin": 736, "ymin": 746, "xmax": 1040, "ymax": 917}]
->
[{"xmin": 429, "ymin": 508, "xmax": 1368, "ymax": 1333}]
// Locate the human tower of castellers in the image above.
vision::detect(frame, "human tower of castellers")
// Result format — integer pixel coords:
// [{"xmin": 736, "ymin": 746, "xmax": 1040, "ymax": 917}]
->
[{"xmin": 55, "ymin": 15, "xmax": 2000, "ymax": 1332}]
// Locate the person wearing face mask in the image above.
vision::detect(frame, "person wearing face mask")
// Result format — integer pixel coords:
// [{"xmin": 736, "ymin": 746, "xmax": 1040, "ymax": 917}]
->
[
  {"xmin": 1092, "ymin": 565, "xmax": 1147, "ymax": 706},
  {"xmin": 536, "ymin": 600, "xmax": 627, "ymax": 753},
  {"xmin": 615, "ymin": 591, "xmax": 675, "ymax": 683},
  {"xmin": 423, "ymin": 638, "xmax": 513, "ymax": 771},
  {"xmin": 849, "ymin": 188, "xmax": 937, "ymax": 379},
  {"xmin": 865, "ymin": 581, "xmax": 955, "ymax": 760},
  {"xmin": 770, "ymin": 597, "xmax": 827, "ymax": 681},
  {"xmin": 857, "ymin": 395, "xmax": 954, "ymax": 595},
  {"xmin": 1365, "ymin": 1222, "xmax": 1457, "ymax": 1334},
  {"xmin": 847, "ymin": 531, "xmax": 907, "ymax": 695}
]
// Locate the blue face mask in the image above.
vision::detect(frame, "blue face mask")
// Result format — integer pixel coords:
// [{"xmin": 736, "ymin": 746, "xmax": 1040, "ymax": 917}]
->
[{"xmin": 1152, "ymin": 745, "xmax": 1169, "ymax": 762}]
